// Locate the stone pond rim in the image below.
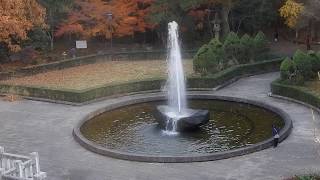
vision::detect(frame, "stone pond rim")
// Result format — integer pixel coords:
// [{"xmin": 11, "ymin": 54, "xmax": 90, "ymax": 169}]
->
[
  {"xmin": 154, "ymin": 105, "xmax": 210, "ymax": 131},
  {"xmin": 72, "ymin": 93, "xmax": 293, "ymax": 163}
]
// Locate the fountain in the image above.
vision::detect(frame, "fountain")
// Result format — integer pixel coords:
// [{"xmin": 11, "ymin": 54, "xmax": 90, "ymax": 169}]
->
[
  {"xmin": 154, "ymin": 21, "xmax": 209, "ymax": 133},
  {"xmin": 73, "ymin": 21, "xmax": 291, "ymax": 163}
]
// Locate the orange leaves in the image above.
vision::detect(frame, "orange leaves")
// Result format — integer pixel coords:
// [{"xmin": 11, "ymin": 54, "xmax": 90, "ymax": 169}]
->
[
  {"xmin": 55, "ymin": 24, "xmax": 84, "ymax": 37},
  {"xmin": 0, "ymin": 0, "xmax": 46, "ymax": 52},
  {"xmin": 56, "ymin": 0, "xmax": 153, "ymax": 39}
]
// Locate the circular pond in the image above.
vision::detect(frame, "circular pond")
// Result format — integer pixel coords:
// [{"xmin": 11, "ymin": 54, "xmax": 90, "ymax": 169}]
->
[{"xmin": 74, "ymin": 95, "xmax": 292, "ymax": 162}]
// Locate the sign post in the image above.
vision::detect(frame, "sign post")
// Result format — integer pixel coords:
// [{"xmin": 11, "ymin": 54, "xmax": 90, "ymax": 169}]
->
[{"xmin": 76, "ymin": 40, "xmax": 87, "ymax": 49}]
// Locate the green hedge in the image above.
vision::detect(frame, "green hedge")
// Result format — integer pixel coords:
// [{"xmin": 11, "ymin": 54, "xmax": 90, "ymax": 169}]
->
[
  {"xmin": 271, "ymin": 79, "xmax": 320, "ymax": 108},
  {"xmin": 0, "ymin": 58, "xmax": 283, "ymax": 104}
]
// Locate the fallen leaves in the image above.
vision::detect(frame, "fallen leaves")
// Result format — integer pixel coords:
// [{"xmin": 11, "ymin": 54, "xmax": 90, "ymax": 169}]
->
[
  {"xmin": 1, "ymin": 60, "xmax": 195, "ymax": 90},
  {"xmin": 0, "ymin": 94, "xmax": 22, "ymax": 102}
]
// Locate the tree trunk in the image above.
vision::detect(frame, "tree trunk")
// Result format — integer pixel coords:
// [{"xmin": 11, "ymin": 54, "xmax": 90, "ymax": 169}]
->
[
  {"xmin": 295, "ymin": 29, "xmax": 299, "ymax": 44},
  {"xmin": 49, "ymin": 10, "xmax": 54, "ymax": 51},
  {"xmin": 221, "ymin": 5, "xmax": 231, "ymax": 38},
  {"xmin": 207, "ymin": 10, "xmax": 214, "ymax": 38},
  {"xmin": 306, "ymin": 19, "xmax": 312, "ymax": 50},
  {"xmin": 314, "ymin": 22, "xmax": 319, "ymax": 41},
  {"xmin": 50, "ymin": 35, "xmax": 54, "ymax": 51}
]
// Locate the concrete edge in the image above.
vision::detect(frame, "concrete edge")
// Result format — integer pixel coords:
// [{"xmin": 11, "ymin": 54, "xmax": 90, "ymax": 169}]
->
[
  {"xmin": 12, "ymin": 70, "xmax": 279, "ymax": 107},
  {"xmin": 269, "ymin": 93, "xmax": 320, "ymax": 113},
  {"xmin": 73, "ymin": 93, "xmax": 293, "ymax": 163}
]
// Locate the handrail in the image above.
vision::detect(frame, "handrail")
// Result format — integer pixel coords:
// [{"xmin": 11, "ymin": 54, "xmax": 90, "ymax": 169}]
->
[{"xmin": 0, "ymin": 146, "xmax": 46, "ymax": 180}]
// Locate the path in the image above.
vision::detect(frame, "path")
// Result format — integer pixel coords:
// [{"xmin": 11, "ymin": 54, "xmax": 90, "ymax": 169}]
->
[{"xmin": 0, "ymin": 72, "xmax": 319, "ymax": 180}]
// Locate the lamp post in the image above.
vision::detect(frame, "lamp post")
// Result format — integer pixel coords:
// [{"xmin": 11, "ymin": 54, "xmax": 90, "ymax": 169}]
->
[
  {"xmin": 206, "ymin": 8, "xmax": 220, "ymax": 39},
  {"xmin": 105, "ymin": 12, "xmax": 113, "ymax": 52}
]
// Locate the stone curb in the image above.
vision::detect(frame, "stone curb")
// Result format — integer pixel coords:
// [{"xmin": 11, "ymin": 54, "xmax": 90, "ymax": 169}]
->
[
  {"xmin": 73, "ymin": 93, "xmax": 293, "ymax": 163},
  {"xmin": 269, "ymin": 93, "xmax": 320, "ymax": 113}
]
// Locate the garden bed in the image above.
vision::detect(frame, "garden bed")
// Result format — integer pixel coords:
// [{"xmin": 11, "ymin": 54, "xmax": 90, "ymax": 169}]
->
[
  {"xmin": 0, "ymin": 58, "xmax": 283, "ymax": 105},
  {"xmin": 0, "ymin": 50, "xmax": 197, "ymax": 81},
  {"xmin": 271, "ymin": 79, "xmax": 320, "ymax": 108},
  {"xmin": 0, "ymin": 60, "xmax": 194, "ymax": 90}
]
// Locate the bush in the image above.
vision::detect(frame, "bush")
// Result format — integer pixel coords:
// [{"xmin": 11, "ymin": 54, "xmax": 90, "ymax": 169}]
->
[
  {"xmin": 293, "ymin": 174, "xmax": 320, "ymax": 180},
  {"xmin": 253, "ymin": 31, "xmax": 269, "ymax": 61},
  {"xmin": 271, "ymin": 80, "xmax": 320, "ymax": 108},
  {"xmin": 308, "ymin": 50, "xmax": 320, "ymax": 73},
  {"xmin": 208, "ymin": 38, "xmax": 225, "ymax": 70},
  {"xmin": 0, "ymin": 42, "xmax": 10, "ymax": 63},
  {"xmin": 193, "ymin": 38, "xmax": 224, "ymax": 75},
  {"xmin": 193, "ymin": 44, "xmax": 211, "ymax": 74},
  {"xmin": 223, "ymin": 32, "xmax": 241, "ymax": 65},
  {"xmin": 239, "ymin": 34, "xmax": 255, "ymax": 64},
  {"xmin": 23, "ymin": 27, "xmax": 50, "ymax": 51},
  {"xmin": 193, "ymin": 31, "xmax": 271, "ymax": 74},
  {"xmin": 9, "ymin": 46, "xmax": 39, "ymax": 64},
  {"xmin": 280, "ymin": 57, "xmax": 296, "ymax": 80},
  {"xmin": 317, "ymin": 51, "xmax": 320, "ymax": 59},
  {"xmin": 293, "ymin": 50, "xmax": 313, "ymax": 80}
]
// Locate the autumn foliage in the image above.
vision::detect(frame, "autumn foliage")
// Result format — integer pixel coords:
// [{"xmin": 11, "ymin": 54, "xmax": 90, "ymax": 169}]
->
[
  {"xmin": 279, "ymin": 0, "xmax": 304, "ymax": 28},
  {"xmin": 55, "ymin": 0, "xmax": 154, "ymax": 39},
  {"xmin": 0, "ymin": 0, "xmax": 46, "ymax": 52}
]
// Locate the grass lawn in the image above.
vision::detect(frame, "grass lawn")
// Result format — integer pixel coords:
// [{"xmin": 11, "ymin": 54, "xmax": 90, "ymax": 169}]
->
[
  {"xmin": 0, "ymin": 59, "xmax": 195, "ymax": 90},
  {"xmin": 304, "ymin": 80, "xmax": 320, "ymax": 96}
]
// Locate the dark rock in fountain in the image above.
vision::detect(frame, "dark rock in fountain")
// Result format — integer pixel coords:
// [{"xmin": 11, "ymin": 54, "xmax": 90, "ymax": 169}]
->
[{"xmin": 155, "ymin": 105, "xmax": 210, "ymax": 132}]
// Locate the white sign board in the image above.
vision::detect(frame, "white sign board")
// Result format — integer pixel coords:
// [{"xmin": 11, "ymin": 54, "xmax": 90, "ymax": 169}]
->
[{"xmin": 76, "ymin": 40, "xmax": 87, "ymax": 49}]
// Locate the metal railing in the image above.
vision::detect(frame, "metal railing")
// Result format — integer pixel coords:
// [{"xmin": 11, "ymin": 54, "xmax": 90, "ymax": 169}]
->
[{"xmin": 0, "ymin": 147, "xmax": 46, "ymax": 180}]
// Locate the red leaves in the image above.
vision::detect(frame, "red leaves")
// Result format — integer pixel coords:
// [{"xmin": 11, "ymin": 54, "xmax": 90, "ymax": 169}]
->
[{"xmin": 56, "ymin": 0, "xmax": 153, "ymax": 39}]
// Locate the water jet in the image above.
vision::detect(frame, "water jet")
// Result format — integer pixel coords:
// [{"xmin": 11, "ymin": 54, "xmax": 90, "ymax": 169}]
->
[{"xmin": 155, "ymin": 21, "xmax": 209, "ymax": 133}]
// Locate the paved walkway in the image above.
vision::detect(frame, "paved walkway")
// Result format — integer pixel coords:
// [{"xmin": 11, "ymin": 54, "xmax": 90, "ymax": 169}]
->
[{"xmin": 0, "ymin": 72, "xmax": 320, "ymax": 180}]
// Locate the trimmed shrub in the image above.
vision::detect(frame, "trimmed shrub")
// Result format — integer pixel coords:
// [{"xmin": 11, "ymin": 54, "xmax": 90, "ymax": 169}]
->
[
  {"xmin": 293, "ymin": 50, "xmax": 313, "ymax": 80},
  {"xmin": 194, "ymin": 38, "xmax": 224, "ymax": 75},
  {"xmin": 308, "ymin": 50, "xmax": 320, "ymax": 73},
  {"xmin": 271, "ymin": 79, "xmax": 320, "ymax": 108},
  {"xmin": 280, "ymin": 57, "xmax": 296, "ymax": 80},
  {"xmin": 253, "ymin": 31, "xmax": 269, "ymax": 61},
  {"xmin": 239, "ymin": 34, "xmax": 255, "ymax": 64},
  {"xmin": 194, "ymin": 32, "xmax": 271, "ymax": 74},
  {"xmin": 193, "ymin": 44, "xmax": 211, "ymax": 74},
  {"xmin": 208, "ymin": 38, "xmax": 225, "ymax": 71},
  {"xmin": 254, "ymin": 31, "xmax": 268, "ymax": 48},
  {"xmin": 223, "ymin": 32, "xmax": 241, "ymax": 65}
]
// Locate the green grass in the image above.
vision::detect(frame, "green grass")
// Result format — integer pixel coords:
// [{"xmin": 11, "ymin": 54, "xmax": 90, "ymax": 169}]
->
[{"xmin": 286, "ymin": 174, "xmax": 320, "ymax": 180}]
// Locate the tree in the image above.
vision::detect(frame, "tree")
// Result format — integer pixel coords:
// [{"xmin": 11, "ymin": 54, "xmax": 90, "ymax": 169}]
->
[
  {"xmin": 299, "ymin": 0, "xmax": 320, "ymax": 49},
  {"xmin": 148, "ymin": 0, "xmax": 237, "ymax": 44},
  {"xmin": 148, "ymin": 0, "xmax": 190, "ymax": 44},
  {"xmin": 280, "ymin": 0, "xmax": 320, "ymax": 49},
  {"xmin": 55, "ymin": 0, "xmax": 153, "ymax": 41},
  {"xmin": 279, "ymin": 0, "xmax": 304, "ymax": 28},
  {"xmin": 39, "ymin": 0, "xmax": 74, "ymax": 50},
  {"xmin": 0, "ymin": 0, "xmax": 46, "ymax": 52},
  {"xmin": 231, "ymin": 0, "xmax": 279, "ymax": 33}
]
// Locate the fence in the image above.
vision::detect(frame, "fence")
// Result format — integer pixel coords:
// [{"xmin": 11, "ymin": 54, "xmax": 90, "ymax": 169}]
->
[{"xmin": 0, "ymin": 147, "xmax": 46, "ymax": 180}]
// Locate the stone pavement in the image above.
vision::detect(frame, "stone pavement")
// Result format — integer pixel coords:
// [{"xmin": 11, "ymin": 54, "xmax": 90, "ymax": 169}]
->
[{"xmin": 0, "ymin": 72, "xmax": 319, "ymax": 180}]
